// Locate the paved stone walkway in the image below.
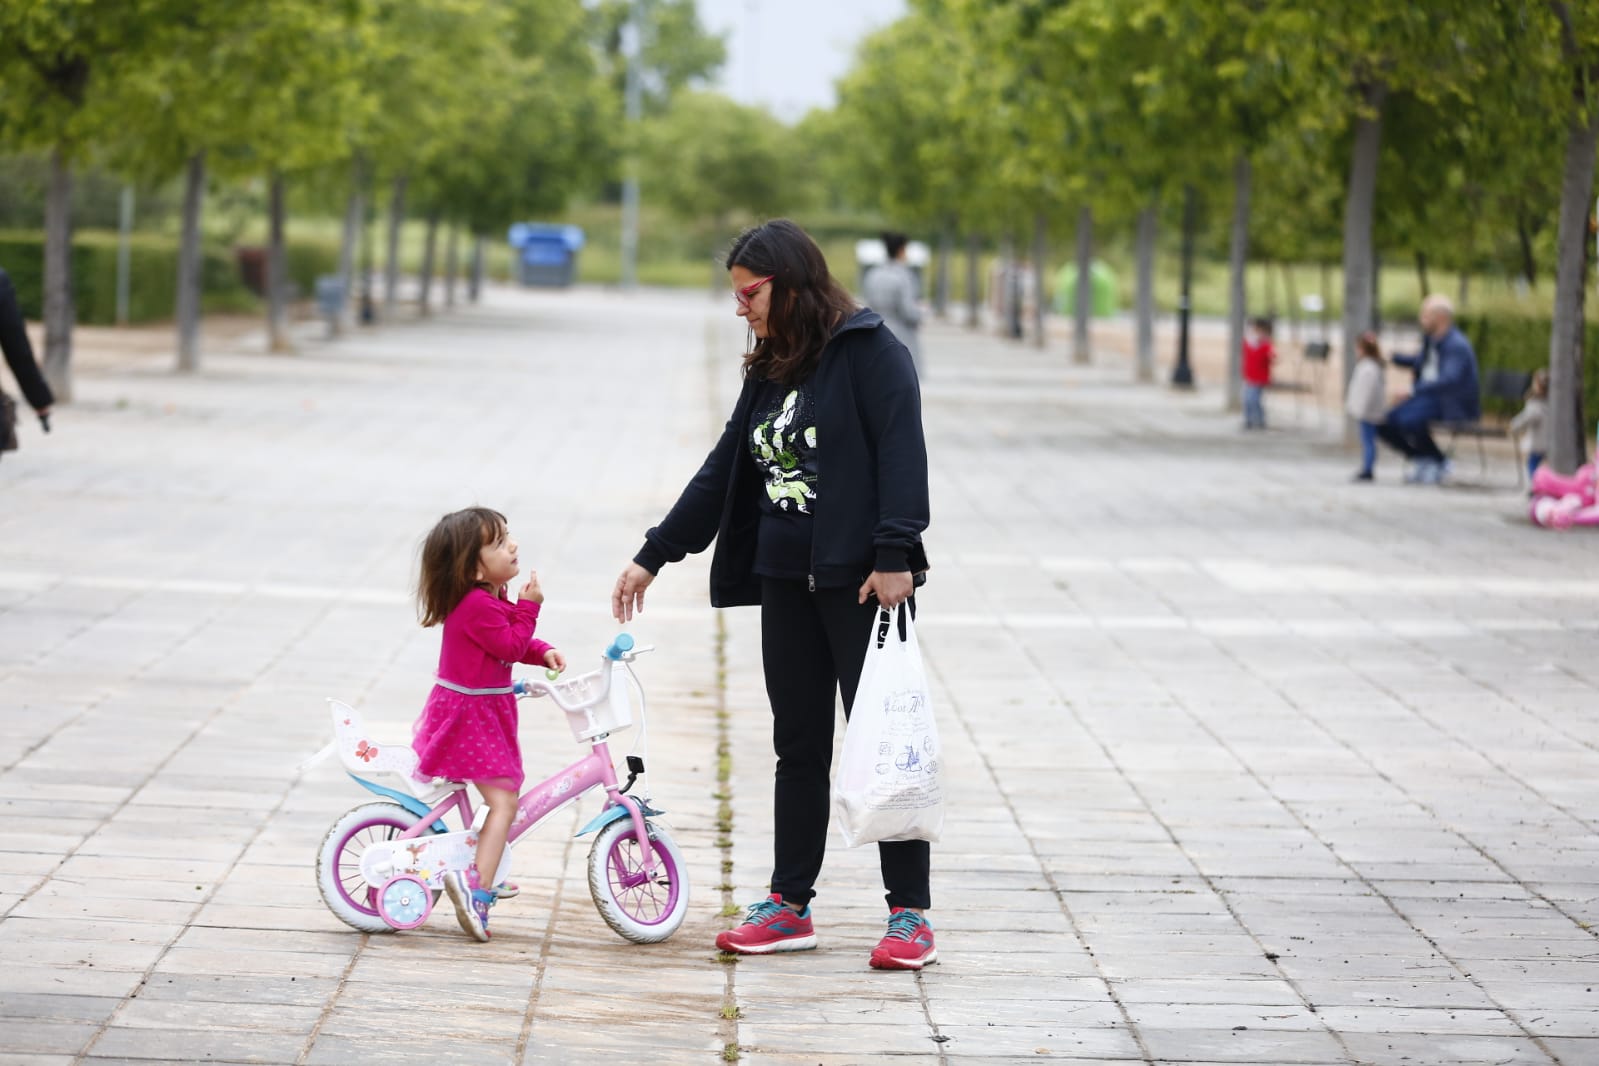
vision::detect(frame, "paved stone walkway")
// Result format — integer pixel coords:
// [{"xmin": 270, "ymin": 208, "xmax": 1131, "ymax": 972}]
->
[{"xmin": 2, "ymin": 287, "xmax": 1597, "ymax": 1065}]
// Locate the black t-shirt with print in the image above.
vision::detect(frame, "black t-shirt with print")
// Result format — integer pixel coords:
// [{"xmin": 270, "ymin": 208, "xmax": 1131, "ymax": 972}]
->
[{"xmin": 746, "ymin": 377, "xmax": 819, "ymax": 579}]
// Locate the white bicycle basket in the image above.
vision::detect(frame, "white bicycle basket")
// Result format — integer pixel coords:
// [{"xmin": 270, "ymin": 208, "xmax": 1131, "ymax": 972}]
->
[{"xmin": 548, "ymin": 663, "xmax": 633, "ymax": 741}]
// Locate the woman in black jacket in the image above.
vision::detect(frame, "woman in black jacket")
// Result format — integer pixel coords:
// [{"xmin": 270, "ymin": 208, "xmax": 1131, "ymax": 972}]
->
[{"xmin": 612, "ymin": 219, "xmax": 935, "ymax": 970}]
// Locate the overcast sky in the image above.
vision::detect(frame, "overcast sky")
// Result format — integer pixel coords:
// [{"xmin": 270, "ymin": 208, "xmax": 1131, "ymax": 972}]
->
[{"xmin": 694, "ymin": 0, "xmax": 908, "ymax": 122}]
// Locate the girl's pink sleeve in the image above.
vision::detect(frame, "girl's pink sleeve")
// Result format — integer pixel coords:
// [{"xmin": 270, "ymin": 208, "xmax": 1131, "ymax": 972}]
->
[
  {"xmin": 457, "ymin": 592, "xmax": 542, "ymax": 662},
  {"xmin": 520, "ymin": 638, "xmax": 557, "ymax": 666}
]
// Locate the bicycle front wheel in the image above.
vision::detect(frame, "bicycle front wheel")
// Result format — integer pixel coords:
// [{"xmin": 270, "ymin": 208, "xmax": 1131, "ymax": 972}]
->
[{"xmin": 587, "ymin": 817, "xmax": 689, "ymax": 944}]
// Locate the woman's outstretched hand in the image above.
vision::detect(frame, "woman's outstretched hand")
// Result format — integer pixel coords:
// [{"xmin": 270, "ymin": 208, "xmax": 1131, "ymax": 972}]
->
[
  {"xmin": 613, "ymin": 563, "xmax": 655, "ymax": 623},
  {"xmin": 858, "ymin": 570, "xmax": 914, "ymax": 609}
]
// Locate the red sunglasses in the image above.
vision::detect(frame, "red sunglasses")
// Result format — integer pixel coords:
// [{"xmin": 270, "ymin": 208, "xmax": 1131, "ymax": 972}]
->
[{"xmin": 733, "ymin": 275, "xmax": 774, "ymax": 307}]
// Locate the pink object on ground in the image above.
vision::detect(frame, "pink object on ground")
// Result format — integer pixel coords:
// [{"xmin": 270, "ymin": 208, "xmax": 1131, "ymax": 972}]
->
[
  {"xmin": 1530, "ymin": 464, "xmax": 1596, "ymax": 505},
  {"xmin": 1530, "ymin": 493, "xmax": 1599, "ymax": 530}
]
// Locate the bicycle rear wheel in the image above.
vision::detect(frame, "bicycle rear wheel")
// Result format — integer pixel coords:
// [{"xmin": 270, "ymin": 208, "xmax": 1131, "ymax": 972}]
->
[{"xmin": 317, "ymin": 802, "xmax": 435, "ymax": 933}]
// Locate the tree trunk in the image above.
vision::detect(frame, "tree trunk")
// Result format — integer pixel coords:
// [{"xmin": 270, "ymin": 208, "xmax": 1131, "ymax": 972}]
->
[
  {"xmin": 1134, "ymin": 205, "xmax": 1156, "ymax": 383},
  {"xmin": 335, "ymin": 160, "xmax": 364, "ymax": 335},
  {"xmin": 965, "ymin": 232, "xmax": 980, "ymax": 329},
  {"xmin": 175, "ymin": 151, "xmax": 206, "ymax": 372},
  {"xmin": 1226, "ymin": 152, "xmax": 1252, "ymax": 412},
  {"xmin": 934, "ymin": 227, "xmax": 952, "ymax": 318},
  {"xmin": 1372, "ymin": 252, "xmax": 1382, "ymax": 331},
  {"xmin": 1318, "ymin": 262, "xmax": 1332, "ymax": 339},
  {"xmin": 445, "ymin": 223, "xmax": 459, "ymax": 308},
  {"xmin": 384, "ymin": 173, "xmax": 407, "ymax": 314},
  {"xmin": 1282, "ymin": 261, "xmax": 1300, "ymax": 345},
  {"xmin": 469, "ymin": 236, "xmax": 484, "ymax": 303},
  {"xmin": 1002, "ymin": 233, "xmax": 1022, "ymax": 339},
  {"xmin": 1342, "ymin": 81, "xmax": 1386, "ymax": 429},
  {"xmin": 267, "ymin": 172, "xmax": 290, "ymax": 353},
  {"xmin": 1517, "ymin": 213, "xmax": 1538, "ymax": 288},
  {"xmin": 1547, "ymin": 92, "xmax": 1599, "ymax": 473},
  {"xmin": 1414, "ymin": 250, "xmax": 1430, "ymax": 300},
  {"xmin": 417, "ymin": 211, "xmax": 439, "ymax": 316},
  {"xmin": 116, "ymin": 184, "xmax": 134, "ymax": 326},
  {"xmin": 42, "ymin": 146, "xmax": 73, "ymax": 402},
  {"xmin": 1072, "ymin": 206, "xmax": 1092, "ymax": 364},
  {"xmin": 1032, "ymin": 212, "xmax": 1048, "ymax": 349}
]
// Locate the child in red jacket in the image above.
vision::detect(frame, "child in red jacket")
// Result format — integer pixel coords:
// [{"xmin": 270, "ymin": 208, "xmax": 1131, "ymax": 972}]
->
[{"xmin": 1242, "ymin": 317, "xmax": 1274, "ymax": 429}]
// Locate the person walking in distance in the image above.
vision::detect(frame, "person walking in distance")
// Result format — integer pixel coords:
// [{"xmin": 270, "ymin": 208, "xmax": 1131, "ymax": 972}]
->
[{"xmin": 862, "ymin": 231, "xmax": 924, "ymax": 377}]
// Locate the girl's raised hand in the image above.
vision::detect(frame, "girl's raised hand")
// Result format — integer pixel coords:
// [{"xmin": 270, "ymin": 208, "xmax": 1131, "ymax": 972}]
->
[
  {"xmin": 518, "ymin": 570, "xmax": 545, "ymax": 605},
  {"xmin": 544, "ymin": 648, "xmax": 567, "ymax": 674}
]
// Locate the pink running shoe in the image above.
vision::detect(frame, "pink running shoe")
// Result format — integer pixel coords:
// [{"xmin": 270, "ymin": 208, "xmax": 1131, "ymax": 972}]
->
[
  {"xmin": 715, "ymin": 894, "xmax": 816, "ymax": 954},
  {"xmin": 869, "ymin": 908, "xmax": 936, "ymax": 970}
]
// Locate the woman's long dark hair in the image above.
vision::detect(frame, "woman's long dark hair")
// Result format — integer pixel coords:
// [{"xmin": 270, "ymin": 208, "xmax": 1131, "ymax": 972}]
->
[{"xmin": 727, "ymin": 219, "xmax": 857, "ymax": 385}]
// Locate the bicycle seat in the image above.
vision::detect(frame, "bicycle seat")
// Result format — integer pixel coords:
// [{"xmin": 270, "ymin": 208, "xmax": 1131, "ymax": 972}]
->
[{"xmin": 327, "ymin": 699, "xmax": 457, "ymax": 802}]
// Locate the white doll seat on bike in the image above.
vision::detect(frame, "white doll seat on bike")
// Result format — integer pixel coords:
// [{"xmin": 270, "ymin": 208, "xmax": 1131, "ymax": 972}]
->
[{"xmin": 327, "ymin": 699, "xmax": 457, "ymax": 802}]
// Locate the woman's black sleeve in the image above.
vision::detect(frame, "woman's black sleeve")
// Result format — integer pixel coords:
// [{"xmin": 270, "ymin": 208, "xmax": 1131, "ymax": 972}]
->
[
  {"xmin": 854, "ymin": 337, "xmax": 929, "ymax": 571},
  {"xmin": 0, "ymin": 270, "xmax": 54, "ymax": 411}
]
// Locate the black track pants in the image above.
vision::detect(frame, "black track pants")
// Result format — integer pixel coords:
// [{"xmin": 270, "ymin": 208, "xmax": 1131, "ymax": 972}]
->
[{"xmin": 759, "ymin": 577, "xmax": 931, "ymax": 911}]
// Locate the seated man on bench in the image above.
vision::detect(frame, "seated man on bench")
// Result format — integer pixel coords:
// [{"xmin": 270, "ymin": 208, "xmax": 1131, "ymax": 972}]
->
[{"xmin": 1376, "ymin": 294, "xmax": 1480, "ymax": 484}]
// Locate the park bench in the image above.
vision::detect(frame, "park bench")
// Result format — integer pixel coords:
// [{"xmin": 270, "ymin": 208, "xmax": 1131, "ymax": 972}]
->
[
  {"xmin": 1436, "ymin": 368, "xmax": 1532, "ymax": 487},
  {"xmin": 1268, "ymin": 340, "xmax": 1330, "ymax": 424}
]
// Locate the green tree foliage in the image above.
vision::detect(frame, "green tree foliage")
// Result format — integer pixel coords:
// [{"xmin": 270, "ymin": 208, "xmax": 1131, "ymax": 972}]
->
[
  {"xmin": 593, "ymin": 0, "xmax": 726, "ymax": 117},
  {"xmin": 639, "ymin": 92, "xmax": 801, "ymax": 224},
  {"xmin": 0, "ymin": 0, "xmax": 194, "ymax": 396}
]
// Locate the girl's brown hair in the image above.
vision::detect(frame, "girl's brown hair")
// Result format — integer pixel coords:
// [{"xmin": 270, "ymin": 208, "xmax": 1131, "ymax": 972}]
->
[
  {"xmin": 726, "ymin": 219, "xmax": 858, "ymax": 386},
  {"xmin": 417, "ymin": 507, "xmax": 507, "ymax": 627},
  {"xmin": 1357, "ymin": 330, "xmax": 1383, "ymax": 363}
]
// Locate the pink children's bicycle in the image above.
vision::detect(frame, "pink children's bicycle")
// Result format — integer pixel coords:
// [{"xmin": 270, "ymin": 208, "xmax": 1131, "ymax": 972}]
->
[{"xmin": 312, "ymin": 634, "xmax": 689, "ymax": 943}]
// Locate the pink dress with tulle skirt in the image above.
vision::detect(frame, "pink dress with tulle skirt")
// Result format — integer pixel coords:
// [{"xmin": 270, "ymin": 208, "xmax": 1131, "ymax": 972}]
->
[{"xmin": 412, "ymin": 587, "xmax": 555, "ymax": 792}]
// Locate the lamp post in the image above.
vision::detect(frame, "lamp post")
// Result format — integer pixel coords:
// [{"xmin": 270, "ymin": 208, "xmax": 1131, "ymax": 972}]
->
[
  {"xmin": 1171, "ymin": 184, "xmax": 1196, "ymax": 388},
  {"xmin": 619, "ymin": 0, "xmax": 642, "ymax": 291}
]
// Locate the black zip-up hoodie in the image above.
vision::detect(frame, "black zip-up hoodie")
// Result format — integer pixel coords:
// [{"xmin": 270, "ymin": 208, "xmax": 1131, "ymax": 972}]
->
[{"xmin": 634, "ymin": 307, "xmax": 929, "ymax": 608}]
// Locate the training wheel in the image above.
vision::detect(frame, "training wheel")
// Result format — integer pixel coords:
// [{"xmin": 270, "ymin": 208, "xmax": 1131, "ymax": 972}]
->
[{"xmin": 376, "ymin": 874, "xmax": 433, "ymax": 930}]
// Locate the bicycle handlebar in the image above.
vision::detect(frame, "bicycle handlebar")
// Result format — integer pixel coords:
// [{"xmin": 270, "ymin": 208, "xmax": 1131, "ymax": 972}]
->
[{"xmin": 512, "ymin": 635, "xmax": 653, "ymax": 703}]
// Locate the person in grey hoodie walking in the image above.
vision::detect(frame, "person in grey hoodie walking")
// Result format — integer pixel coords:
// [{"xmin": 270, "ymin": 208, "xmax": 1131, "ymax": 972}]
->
[{"xmin": 861, "ymin": 232, "xmax": 924, "ymax": 376}]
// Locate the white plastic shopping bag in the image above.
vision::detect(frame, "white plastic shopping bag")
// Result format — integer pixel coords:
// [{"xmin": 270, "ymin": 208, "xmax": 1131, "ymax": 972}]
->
[{"xmin": 833, "ymin": 604, "xmax": 944, "ymax": 847}]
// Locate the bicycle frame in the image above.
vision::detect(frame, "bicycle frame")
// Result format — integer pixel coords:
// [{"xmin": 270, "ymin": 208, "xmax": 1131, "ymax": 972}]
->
[{"xmin": 385, "ymin": 730, "xmax": 657, "ymax": 874}]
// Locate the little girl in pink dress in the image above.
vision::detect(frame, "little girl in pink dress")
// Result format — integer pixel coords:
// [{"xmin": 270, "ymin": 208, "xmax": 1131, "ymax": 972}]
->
[{"xmin": 412, "ymin": 506, "xmax": 565, "ymax": 941}]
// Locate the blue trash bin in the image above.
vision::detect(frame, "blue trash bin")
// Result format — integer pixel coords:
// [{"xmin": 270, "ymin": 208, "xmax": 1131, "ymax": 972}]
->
[{"xmin": 508, "ymin": 223, "xmax": 585, "ymax": 288}]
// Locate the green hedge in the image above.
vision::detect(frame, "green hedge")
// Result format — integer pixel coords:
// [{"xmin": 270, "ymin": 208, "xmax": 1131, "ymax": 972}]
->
[
  {"xmin": 1456, "ymin": 313, "xmax": 1599, "ymax": 421},
  {"xmin": 0, "ymin": 229, "xmax": 339, "ymax": 325}
]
